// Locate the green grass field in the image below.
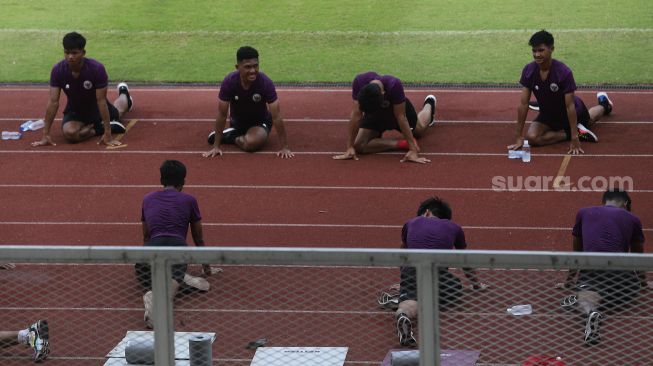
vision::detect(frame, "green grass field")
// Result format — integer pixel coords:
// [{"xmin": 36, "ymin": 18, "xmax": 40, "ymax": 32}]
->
[{"xmin": 1, "ymin": 0, "xmax": 651, "ymax": 84}]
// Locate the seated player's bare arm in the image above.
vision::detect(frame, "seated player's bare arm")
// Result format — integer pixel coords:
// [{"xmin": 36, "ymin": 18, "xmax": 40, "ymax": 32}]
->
[
  {"xmin": 31, "ymin": 87, "xmax": 61, "ymax": 147},
  {"xmin": 269, "ymin": 100, "xmax": 294, "ymax": 158},
  {"xmin": 332, "ymin": 101, "xmax": 362, "ymax": 160},
  {"xmin": 203, "ymin": 100, "xmax": 230, "ymax": 158},
  {"xmin": 508, "ymin": 87, "xmax": 531, "ymax": 150},
  {"xmin": 565, "ymin": 92, "xmax": 583, "ymax": 155},
  {"xmin": 394, "ymin": 102, "xmax": 429, "ymax": 164},
  {"xmin": 95, "ymin": 87, "xmax": 121, "ymax": 146}
]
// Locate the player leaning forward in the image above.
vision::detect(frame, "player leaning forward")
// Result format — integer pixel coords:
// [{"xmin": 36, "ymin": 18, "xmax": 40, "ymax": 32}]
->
[
  {"xmin": 203, "ymin": 46, "xmax": 293, "ymax": 158},
  {"xmin": 32, "ymin": 32, "xmax": 133, "ymax": 147},
  {"xmin": 508, "ymin": 30, "xmax": 613, "ymax": 155}
]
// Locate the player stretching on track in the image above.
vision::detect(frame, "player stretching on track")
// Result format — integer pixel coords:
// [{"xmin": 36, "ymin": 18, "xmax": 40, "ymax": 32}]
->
[
  {"xmin": 508, "ymin": 30, "xmax": 614, "ymax": 155},
  {"xmin": 0, "ymin": 320, "xmax": 50, "ymax": 362},
  {"xmin": 136, "ymin": 160, "xmax": 213, "ymax": 328},
  {"xmin": 203, "ymin": 46, "xmax": 293, "ymax": 158},
  {"xmin": 561, "ymin": 189, "xmax": 646, "ymax": 345},
  {"xmin": 31, "ymin": 32, "xmax": 133, "ymax": 147},
  {"xmin": 395, "ymin": 197, "xmax": 486, "ymax": 346},
  {"xmin": 333, "ymin": 71, "xmax": 437, "ymax": 164}
]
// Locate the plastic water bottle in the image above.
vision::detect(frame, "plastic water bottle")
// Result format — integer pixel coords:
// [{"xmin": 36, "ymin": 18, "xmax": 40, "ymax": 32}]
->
[
  {"xmin": 522, "ymin": 140, "xmax": 531, "ymax": 162},
  {"xmin": 1, "ymin": 131, "xmax": 22, "ymax": 140},
  {"xmin": 27, "ymin": 119, "xmax": 45, "ymax": 131},
  {"xmin": 507, "ymin": 304, "xmax": 532, "ymax": 315},
  {"xmin": 19, "ymin": 120, "xmax": 34, "ymax": 132}
]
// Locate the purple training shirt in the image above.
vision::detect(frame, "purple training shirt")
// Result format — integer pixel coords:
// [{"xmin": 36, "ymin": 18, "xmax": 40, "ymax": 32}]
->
[
  {"xmin": 141, "ymin": 189, "xmax": 202, "ymax": 241},
  {"xmin": 218, "ymin": 71, "xmax": 277, "ymax": 126},
  {"xmin": 402, "ymin": 216, "xmax": 467, "ymax": 250},
  {"xmin": 572, "ymin": 205, "xmax": 645, "ymax": 253},
  {"xmin": 519, "ymin": 59, "xmax": 584, "ymax": 122},
  {"xmin": 50, "ymin": 57, "xmax": 109, "ymax": 115},
  {"xmin": 352, "ymin": 71, "xmax": 406, "ymax": 105}
]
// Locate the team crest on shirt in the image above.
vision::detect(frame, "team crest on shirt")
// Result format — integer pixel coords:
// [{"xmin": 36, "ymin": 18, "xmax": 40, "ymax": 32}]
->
[
  {"xmin": 83, "ymin": 80, "xmax": 93, "ymax": 90},
  {"xmin": 65, "ymin": 84, "xmax": 70, "ymax": 89},
  {"xmin": 550, "ymin": 83, "xmax": 559, "ymax": 92},
  {"xmin": 234, "ymin": 96, "xmax": 239, "ymax": 101},
  {"xmin": 534, "ymin": 85, "xmax": 539, "ymax": 91},
  {"xmin": 252, "ymin": 93, "xmax": 262, "ymax": 102}
]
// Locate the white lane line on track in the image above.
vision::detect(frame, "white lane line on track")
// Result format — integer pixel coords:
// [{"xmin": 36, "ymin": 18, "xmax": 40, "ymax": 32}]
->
[
  {"xmin": 1, "ymin": 184, "xmax": 652, "ymax": 193},
  {"xmin": 1, "ymin": 150, "xmax": 653, "ymax": 157},
  {"xmin": 3, "ymin": 117, "xmax": 653, "ymax": 124},
  {"xmin": 0, "ymin": 221, "xmax": 650, "ymax": 231}
]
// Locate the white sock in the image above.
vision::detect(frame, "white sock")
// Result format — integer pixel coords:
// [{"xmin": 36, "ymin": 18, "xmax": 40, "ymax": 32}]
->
[{"xmin": 17, "ymin": 329, "xmax": 29, "ymax": 344}]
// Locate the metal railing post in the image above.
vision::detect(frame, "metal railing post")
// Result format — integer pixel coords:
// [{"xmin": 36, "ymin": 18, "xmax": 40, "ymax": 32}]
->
[
  {"xmin": 151, "ymin": 257, "xmax": 175, "ymax": 366},
  {"xmin": 417, "ymin": 262, "xmax": 440, "ymax": 366}
]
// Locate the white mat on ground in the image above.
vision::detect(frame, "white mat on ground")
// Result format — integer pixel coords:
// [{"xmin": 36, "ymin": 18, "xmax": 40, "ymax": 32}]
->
[
  {"xmin": 104, "ymin": 331, "xmax": 215, "ymax": 366},
  {"xmin": 250, "ymin": 347, "xmax": 348, "ymax": 366}
]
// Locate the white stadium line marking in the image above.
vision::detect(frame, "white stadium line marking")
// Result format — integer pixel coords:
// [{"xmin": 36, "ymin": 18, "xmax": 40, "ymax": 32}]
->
[
  {"xmin": 0, "ymin": 184, "xmax": 652, "ymax": 193},
  {"xmin": 0, "ymin": 221, "xmax": 650, "ymax": 231}
]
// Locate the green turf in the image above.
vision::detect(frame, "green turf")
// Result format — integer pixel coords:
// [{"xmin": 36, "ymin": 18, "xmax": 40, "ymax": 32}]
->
[{"xmin": 1, "ymin": 0, "xmax": 651, "ymax": 84}]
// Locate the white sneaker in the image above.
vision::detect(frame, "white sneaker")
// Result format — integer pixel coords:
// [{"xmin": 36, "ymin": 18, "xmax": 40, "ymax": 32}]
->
[
  {"xmin": 423, "ymin": 95, "xmax": 437, "ymax": 127},
  {"xmin": 117, "ymin": 82, "xmax": 134, "ymax": 111},
  {"xmin": 596, "ymin": 92, "xmax": 613, "ymax": 115}
]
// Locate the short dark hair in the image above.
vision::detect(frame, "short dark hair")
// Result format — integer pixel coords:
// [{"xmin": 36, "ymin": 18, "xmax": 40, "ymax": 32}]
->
[
  {"xmin": 357, "ymin": 83, "xmax": 383, "ymax": 114},
  {"xmin": 602, "ymin": 188, "xmax": 632, "ymax": 211},
  {"xmin": 160, "ymin": 160, "xmax": 187, "ymax": 187},
  {"xmin": 63, "ymin": 32, "xmax": 86, "ymax": 50},
  {"xmin": 417, "ymin": 197, "xmax": 452, "ymax": 220},
  {"xmin": 529, "ymin": 30, "xmax": 554, "ymax": 47},
  {"xmin": 237, "ymin": 46, "xmax": 259, "ymax": 63}
]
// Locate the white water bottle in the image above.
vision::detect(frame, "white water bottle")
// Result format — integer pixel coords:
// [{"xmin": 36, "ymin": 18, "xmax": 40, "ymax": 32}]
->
[
  {"xmin": 27, "ymin": 119, "xmax": 45, "ymax": 131},
  {"xmin": 2, "ymin": 131, "xmax": 22, "ymax": 140},
  {"xmin": 19, "ymin": 120, "xmax": 34, "ymax": 132},
  {"xmin": 522, "ymin": 140, "xmax": 531, "ymax": 162}
]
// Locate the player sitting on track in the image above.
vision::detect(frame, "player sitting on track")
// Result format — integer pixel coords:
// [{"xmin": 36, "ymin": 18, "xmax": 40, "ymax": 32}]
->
[
  {"xmin": 0, "ymin": 320, "xmax": 50, "ymax": 362},
  {"xmin": 395, "ymin": 197, "xmax": 486, "ymax": 347},
  {"xmin": 135, "ymin": 160, "xmax": 212, "ymax": 328},
  {"xmin": 203, "ymin": 46, "xmax": 293, "ymax": 158},
  {"xmin": 31, "ymin": 32, "xmax": 133, "ymax": 148},
  {"xmin": 508, "ymin": 30, "xmax": 613, "ymax": 155},
  {"xmin": 561, "ymin": 189, "xmax": 646, "ymax": 345},
  {"xmin": 332, "ymin": 71, "xmax": 436, "ymax": 164}
]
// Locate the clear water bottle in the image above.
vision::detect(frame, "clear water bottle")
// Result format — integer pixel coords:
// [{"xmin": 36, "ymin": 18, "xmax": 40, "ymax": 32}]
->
[
  {"xmin": 27, "ymin": 119, "xmax": 45, "ymax": 131},
  {"xmin": 1, "ymin": 131, "xmax": 22, "ymax": 140},
  {"xmin": 522, "ymin": 140, "xmax": 531, "ymax": 162},
  {"xmin": 19, "ymin": 120, "xmax": 34, "ymax": 132},
  {"xmin": 507, "ymin": 304, "xmax": 532, "ymax": 315}
]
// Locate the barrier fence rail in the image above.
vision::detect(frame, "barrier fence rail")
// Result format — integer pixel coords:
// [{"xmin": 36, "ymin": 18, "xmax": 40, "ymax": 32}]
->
[{"xmin": 1, "ymin": 246, "xmax": 652, "ymax": 366}]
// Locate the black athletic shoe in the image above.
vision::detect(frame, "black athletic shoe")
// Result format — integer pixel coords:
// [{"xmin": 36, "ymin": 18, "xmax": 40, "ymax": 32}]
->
[
  {"xmin": 584, "ymin": 311, "xmax": 603, "ymax": 345},
  {"xmin": 117, "ymin": 82, "xmax": 134, "ymax": 111},
  {"xmin": 423, "ymin": 95, "xmax": 437, "ymax": 127},
  {"xmin": 396, "ymin": 314, "xmax": 417, "ymax": 347},
  {"xmin": 528, "ymin": 101, "xmax": 540, "ymax": 111},
  {"xmin": 110, "ymin": 121, "xmax": 127, "ymax": 134},
  {"xmin": 27, "ymin": 319, "xmax": 50, "ymax": 362},
  {"xmin": 597, "ymin": 92, "xmax": 613, "ymax": 116},
  {"xmin": 208, "ymin": 128, "xmax": 238, "ymax": 145}
]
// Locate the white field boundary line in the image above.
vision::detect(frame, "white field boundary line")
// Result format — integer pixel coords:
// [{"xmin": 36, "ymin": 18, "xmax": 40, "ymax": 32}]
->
[
  {"xmin": 1, "ymin": 184, "xmax": 653, "ymax": 193},
  {"xmin": 1, "ymin": 149, "xmax": 653, "ymax": 157},
  {"xmin": 3, "ymin": 117, "xmax": 653, "ymax": 125},
  {"xmin": 2, "ymin": 27, "xmax": 652, "ymax": 37},
  {"xmin": 3, "ymin": 87, "xmax": 653, "ymax": 95},
  {"xmin": 0, "ymin": 221, "xmax": 651, "ymax": 232}
]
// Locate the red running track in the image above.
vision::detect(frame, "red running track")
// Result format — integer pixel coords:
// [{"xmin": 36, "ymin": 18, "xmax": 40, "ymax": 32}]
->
[{"xmin": 1, "ymin": 86, "xmax": 652, "ymax": 365}]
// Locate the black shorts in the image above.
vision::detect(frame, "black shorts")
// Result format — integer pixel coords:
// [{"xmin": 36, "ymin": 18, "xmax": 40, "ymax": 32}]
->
[
  {"xmin": 359, "ymin": 99, "xmax": 418, "ymax": 134},
  {"xmin": 533, "ymin": 100, "xmax": 590, "ymax": 137},
  {"xmin": 399, "ymin": 267, "xmax": 463, "ymax": 307},
  {"xmin": 230, "ymin": 115, "xmax": 273, "ymax": 136},
  {"xmin": 62, "ymin": 101, "xmax": 120, "ymax": 135},
  {"xmin": 134, "ymin": 236, "xmax": 188, "ymax": 290},
  {"xmin": 577, "ymin": 270, "xmax": 641, "ymax": 310}
]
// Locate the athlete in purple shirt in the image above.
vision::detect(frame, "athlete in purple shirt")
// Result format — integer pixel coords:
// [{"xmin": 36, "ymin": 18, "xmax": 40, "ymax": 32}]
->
[
  {"xmin": 562, "ymin": 189, "xmax": 646, "ymax": 345},
  {"xmin": 137, "ymin": 160, "xmax": 211, "ymax": 328},
  {"xmin": 332, "ymin": 72, "xmax": 437, "ymax": 164},
  {"xmin": 508, "ymin": 30, "xmax": 614, "ymax": 155},
  {"xmin": 31, "ymin": 32, "xmax": 133, "ymax": 147},
  {"xmin": 395, "ymin": 197, "xmax": 485, "ymax": 346},
  {"xmin": 203, "ymin": 46, "xmax": 293, "ymax": 158}
]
